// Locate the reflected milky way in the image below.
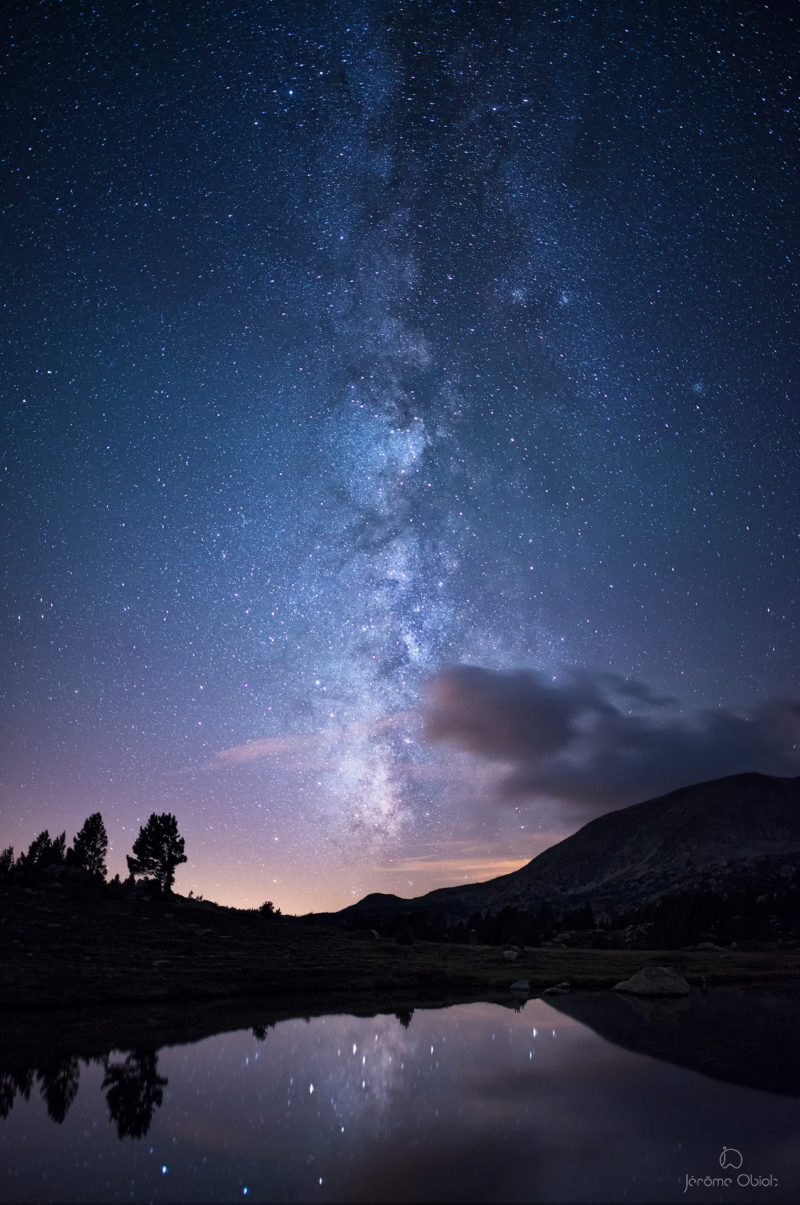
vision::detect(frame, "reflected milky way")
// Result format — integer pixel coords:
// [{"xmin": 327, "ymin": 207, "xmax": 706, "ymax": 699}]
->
[{"xmin": 2, "ymin": 999, "xmax": 800, "ymax": 1202}]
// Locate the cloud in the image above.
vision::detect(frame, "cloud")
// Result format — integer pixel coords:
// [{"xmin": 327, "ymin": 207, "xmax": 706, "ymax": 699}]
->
[
  {"xmin": 423, "ymin": 665, "xmax": 800, "ymax": 817},
  {"xmin": 382, "ymin": 854, "xmax": 527, "ymax": 879},
  {"xmin": 212, "ymin": 732, "xmax": 329, "ymax": 767},
  {"xmin": 211, "ymin": 710, "xmax": 418, "ymax": 769}
]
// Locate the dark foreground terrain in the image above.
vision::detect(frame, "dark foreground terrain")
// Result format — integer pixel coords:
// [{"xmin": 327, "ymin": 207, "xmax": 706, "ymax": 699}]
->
[{"xmin": 2, "ymin": 882, "xmax": 798, "ymax": 1016}]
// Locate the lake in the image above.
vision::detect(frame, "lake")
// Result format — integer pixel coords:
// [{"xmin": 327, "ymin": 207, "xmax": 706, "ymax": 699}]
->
[{"xmin": 1, "ymin": 989, "xmax": 798, "ymax": 1203}]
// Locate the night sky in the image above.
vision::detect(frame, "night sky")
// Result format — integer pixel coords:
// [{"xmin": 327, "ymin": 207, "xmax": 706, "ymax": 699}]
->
[{"xmin": 3, "ymin": 1, "xmax": 798, "ymax": 913}]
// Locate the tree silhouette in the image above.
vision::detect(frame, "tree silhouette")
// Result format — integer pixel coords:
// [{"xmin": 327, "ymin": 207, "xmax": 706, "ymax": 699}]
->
[
  {"xmin": 0, "ymin": 1068, "xmax": 32, "ymax": 1119},
  {"xmin": 126, "ymin": 813, "xmax": 187, "ymax": 894},
  {"xmin": 68, "ymin": 812, "xmax": 108, "ymax": 879},
  {"xmin": 102, "ymin": 1050, "xmax": 167, "ymax": 1139},
  {"xmin": 37, "ymin": 1058, "xmax": 81, "ymax": 1124},
  {"xmin": 0, "ymin": 846, "xmax": 13, "ymax": 877},
  {"xmin": 17, "ymin": 831, "xmax": 66, "ymax": 874},
  {"xmin": 251, "ymin": 1022, "xmax": 275, "ymax": 1041}
]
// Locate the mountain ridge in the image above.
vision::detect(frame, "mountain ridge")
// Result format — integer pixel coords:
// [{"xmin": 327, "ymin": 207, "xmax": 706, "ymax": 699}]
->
[{"xmin": 335, "ymin": 772, "xmax": 800, "ymax": 927}]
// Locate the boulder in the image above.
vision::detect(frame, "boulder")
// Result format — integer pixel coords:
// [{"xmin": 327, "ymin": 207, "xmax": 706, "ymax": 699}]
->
[
  {"xmin": 613, "ymin": 966, "xmax": 690, "ymax": 996},
  {"xmin": 503, "ymin": 949, "xmax": 519, "ymax": 961},
  {"xmin": 543, "ymin": 981, "xmax": 571, "ymax": 995},
  {"xmin": 510, "ymin": 979, "xmax": 530, "ymax": 992}
]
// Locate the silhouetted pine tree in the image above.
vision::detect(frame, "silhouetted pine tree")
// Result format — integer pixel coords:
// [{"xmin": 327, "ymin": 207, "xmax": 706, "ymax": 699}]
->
[
  {"xmin": 0, "ymin": 1069, "xmax": 33, "ymax": 1119},
  {"xmin": 17, "ymin": 831, "xmax": 66, "ymax": 875},
  {"xmin": 68, "ymin": 812, "xmax": 108, "ymax": 879},
  {"xmin": 37, "ymin": 1058, "xmax": 80, "ymax": 1124},
  {"xmin": 126, "ymin": 813, "xmax": 187, "ymax": 894},
  {"xmin": 102, "ymin": 1051, "xmax": 167, "ymax": 1139}
]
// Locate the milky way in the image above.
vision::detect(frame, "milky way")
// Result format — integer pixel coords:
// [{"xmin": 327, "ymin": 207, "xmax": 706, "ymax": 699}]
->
[{"xmin": 2, "ymin": 1, "xmax": 798, "ymax": 910}]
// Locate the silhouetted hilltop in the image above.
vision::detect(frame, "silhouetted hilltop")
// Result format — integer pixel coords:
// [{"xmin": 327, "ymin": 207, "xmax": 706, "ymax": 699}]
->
[
  {"xmin": 2, "ymin": 838, "xmax": 799, "ymax": 1014},
  {"xmin": 336, "ymin": 772, "xmax": 800, "ymax": 929}
]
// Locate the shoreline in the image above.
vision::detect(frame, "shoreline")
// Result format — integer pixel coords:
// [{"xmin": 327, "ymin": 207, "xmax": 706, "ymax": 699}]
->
[
  {"xmin": 3, "ymin": 976, "xmax": 800, "ymax": 1103},
  {"xmin": 3, "ymin": 882, "xmax": 798, "ymax": 1019}
]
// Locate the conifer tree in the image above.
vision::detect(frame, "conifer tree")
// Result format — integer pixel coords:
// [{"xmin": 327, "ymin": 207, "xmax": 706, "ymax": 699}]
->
[
  {"xmin": 126, "ymin": 813, "xmax": 187, "ymax": 893},
  {"xmin": 17, "ymin": 831, "xmax": 66, "ymax": 873},
  {"xmin": 69, "ymin": 812, "xmax": 108, "ymax": 879}
]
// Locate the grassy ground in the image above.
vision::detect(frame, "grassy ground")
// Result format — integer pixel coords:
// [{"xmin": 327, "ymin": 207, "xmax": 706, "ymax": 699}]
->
[{"xmin": 2, "ymin": 883, "xmax": 798, "ymax": 1016}]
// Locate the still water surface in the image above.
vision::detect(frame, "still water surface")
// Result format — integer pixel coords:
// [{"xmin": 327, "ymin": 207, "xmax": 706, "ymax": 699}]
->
[{"xmin": 1, "ymin": 993, "xmax": 798, "ymax": 1203}]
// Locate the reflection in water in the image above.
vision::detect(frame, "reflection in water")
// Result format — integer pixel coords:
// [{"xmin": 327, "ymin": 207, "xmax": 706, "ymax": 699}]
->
[
  {"xmin": 548, "ymin": 986, "xmax": 800, "ymax": 1097},
  {"xmin": 1, "ymin": 992, "xmax": 799, "ymax": 1203},
  {"xmin": 38, "ymin": 1058, "xmax": 81, "ymax": 1124},
  {"xmin": 0, "ymin": 1068, "xmax": 33, "ymax": 1120},
  {"xmin": 102, "ymin": 1051, "xmax": 168, "ymax": 1139},
  {"xmin": 1, "ymin": 1048, "xmax": 169, "ymax": 1139}
]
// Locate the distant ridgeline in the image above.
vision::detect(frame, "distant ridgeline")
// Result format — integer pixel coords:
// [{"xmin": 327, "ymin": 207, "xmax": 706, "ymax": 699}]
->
[
  {"xmin": 5, "ymin": 773, "xmax": 799, "ymax": 950},
  {"xmin": 320, "ymin": 773, "xmax": 800, "ymax": 950}
]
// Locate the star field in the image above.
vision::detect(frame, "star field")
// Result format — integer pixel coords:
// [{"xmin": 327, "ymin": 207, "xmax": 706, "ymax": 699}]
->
[{"xmin": 2, "ymin": 1, "xmax": 798, "ymax": 911}]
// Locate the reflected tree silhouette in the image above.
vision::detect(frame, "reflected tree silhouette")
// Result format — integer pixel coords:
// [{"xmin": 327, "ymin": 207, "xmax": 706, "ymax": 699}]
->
[
  {"xmin": 0, "ymin": 1068, "xmax": 33, "ymax": 1119},
  {"xmin": 251, "ymin": 1022, "xmax": 275, "ymax": 1041},
  {"xmin": 394, "ymin": 1008, "xmax": 414, "ymax": 1029},
  {"xmin": 37, "ymin": 1057, "xmax": 81, "ymax": 1123},
  {"xmin": 102, "ymin": 1051, "xmax": 168, "ymax": 1139}
]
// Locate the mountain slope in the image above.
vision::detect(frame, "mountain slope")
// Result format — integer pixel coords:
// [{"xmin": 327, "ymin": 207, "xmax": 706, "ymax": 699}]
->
[{"xmin": 342, "ymin": 772, "xmax": 800, "ymax": 926}]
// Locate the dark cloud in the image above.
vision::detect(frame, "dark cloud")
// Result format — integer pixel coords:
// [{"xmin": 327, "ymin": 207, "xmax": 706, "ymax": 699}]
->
[{"xmin": 423, "ymin": 666, "xmax": 800, "ymax": 817}]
